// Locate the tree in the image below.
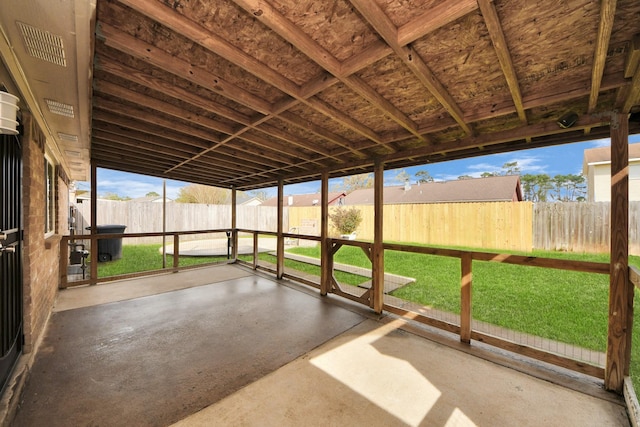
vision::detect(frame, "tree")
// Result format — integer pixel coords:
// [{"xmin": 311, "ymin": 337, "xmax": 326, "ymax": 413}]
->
[
  {"xmin": 395, "ymin": 169, "xmax": 411, "ymax": 184},
  {"xmin": 331, "ymin": 173, "xmax": 374, "ymax": 192},
  {"xmin": 176, "ymin": 184, "xmax": 230, "ymax": 204},
  {"xmin": 520, "ymin": 174, "xmax": 552, "ymax": 202},
  {"xmin": 481, "ymin": 172, "xmax": 498, "ymax": 177},
  {"xmin": 502, "ymin": 161, "xmax": 521, "ymax": 175},
  {"xmin": 458, "ymin": 175, "xmax": 473, "ymax": 180},
  {"xmin": 249, "ymin": 189, "xmax": 269, "ymax": 201},
  {"xmin": 415, "ymin": 170, "xmax": 434, "ymax": 183},
  {"xmin": 146, "ymin": 191, "xmax": 160, "ymax": 197},
  {"xmin": 101, "ymin": 192, "xmax": 130, "ymax": 201}
]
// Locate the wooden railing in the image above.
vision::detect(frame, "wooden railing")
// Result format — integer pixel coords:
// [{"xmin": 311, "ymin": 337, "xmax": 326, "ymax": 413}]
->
[
  {"xmin": 235, "ymin": 229, "xmax": 616, "ymax": 379},
  {"xmin": 59, "ymin": 229, "xmax": 237, "ymax": 288},
  {"xmin": 60, "ymin": 229, "xmax": 636, "ymax": 384}
]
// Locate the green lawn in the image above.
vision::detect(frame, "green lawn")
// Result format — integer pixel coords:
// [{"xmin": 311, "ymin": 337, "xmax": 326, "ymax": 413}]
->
[
  {"xmin": 96, "ymin": 244, "xmax": 227, "ymax": 277},
  {"xmin": 95, "ymin": 242, "xmax": 640, "ymax": 393}
]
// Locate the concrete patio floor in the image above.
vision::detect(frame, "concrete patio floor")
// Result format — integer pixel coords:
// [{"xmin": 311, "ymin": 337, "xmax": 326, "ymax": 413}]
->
[{"xmin": 11, "ymin": 265, "xmax": 630, "ymax": 426}]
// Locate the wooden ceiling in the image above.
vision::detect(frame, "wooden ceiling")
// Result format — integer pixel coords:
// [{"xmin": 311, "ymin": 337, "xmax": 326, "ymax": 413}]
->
[{"xmin": 92, "ymin": 0, "xmax": 640, "ymax": 190}]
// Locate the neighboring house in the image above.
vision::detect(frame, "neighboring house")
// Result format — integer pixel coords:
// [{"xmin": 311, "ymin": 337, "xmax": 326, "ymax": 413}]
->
[
  {"xmin": 129, "ymin": 195, "xmax": 174, "ymax": 203},
  {"xmin": 583, "ymin": 143, "xmax": 640, "ymax": 202},
  {"xmin": 262, "ymin": 192, "xmax": 347, "ymax": 207},
  {"xmin": 239, "ymin": 196, "xmax": 263, "ymax": 206},
  {"xmin": 342, "ymin": 175, "xmax": 523, "ymax": 205}
]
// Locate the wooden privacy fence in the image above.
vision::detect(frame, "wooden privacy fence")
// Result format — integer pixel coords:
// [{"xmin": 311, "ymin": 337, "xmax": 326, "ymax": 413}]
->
[
  {"xmin": 289, "ymin": 202, "xmax": 534, "ymax": 252},
  {"xmin": 74, "ymin": 200, "xmax": 640, "ymax": 254},
  {"xmin": 73, "ymin": 200, "xmax": 282, "ymax": 244}
]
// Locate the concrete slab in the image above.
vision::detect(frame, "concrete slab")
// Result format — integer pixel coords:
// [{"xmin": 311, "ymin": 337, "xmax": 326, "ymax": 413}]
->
[
  {"xmin": 172, "ymin": 318, "xmax": 630, "ymax": 427},
  {"xmin": 163, "ymin": 237, "xmax": 280, "ymax": 257},
  {"xmin": 14, "ymin": 275, "xmax": 367, "ymax": 426}
]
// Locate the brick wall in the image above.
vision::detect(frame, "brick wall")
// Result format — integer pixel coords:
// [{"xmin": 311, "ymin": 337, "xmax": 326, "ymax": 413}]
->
[{"xmin": 21, "ymin": 114, "xmax": 68, "ymax": 353}]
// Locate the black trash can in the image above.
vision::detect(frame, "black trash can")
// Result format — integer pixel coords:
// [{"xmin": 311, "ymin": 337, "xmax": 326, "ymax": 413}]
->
[{"xmin": 87, "ymin": 225, "xmax": 127, "ymax": 262}]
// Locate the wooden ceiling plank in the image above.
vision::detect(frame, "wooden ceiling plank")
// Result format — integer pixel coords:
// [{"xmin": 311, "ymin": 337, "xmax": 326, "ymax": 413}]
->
[
  {"xmin": 96, "ymin": 56, "xmax": 254, "ymax": 126},
  {"xmin": 117, "ymin": 0, "xmax": 300, "ymax": 98},
  {"xmin": 93, "ymin": 132, "xmax": 267, "ymax": 175},
  {"xmin": 92, "ymin": 106, "xmax": 210, "ymax": 150},
  {"xmin": 115, "ymin": 0, "xmax": 378, "ymax": 159},
  {"xmin": 92, "ymin": 107, "xmax": 295, "ymax": 169},
  {"xmin": 397, "ymin": 0, "xmax": 479, "ymax": 46},
  {"xmin": 477, "ymin": 0, "xmax": 527, "ymax": 124},
  {"xmin": 93, "ymin": 97, "xmax": 225, "ymax": 147},
  {"xmin": 232, "ymin": 0, "xmax": 420, "ymax": 141},
  {"xmin": 588, "ymin": 0, "xmax": 617, "ymax": 113},
  {"xmin": 97, "ymin": 22, "xmax": 273, "ymax": 114},
  {"xmin": 350, "ymin": 0, "xmax": 471, "ymax": 136},
  {"xmin": 95, "ymin": 80, "xmax": 239, "ymax": 136}
]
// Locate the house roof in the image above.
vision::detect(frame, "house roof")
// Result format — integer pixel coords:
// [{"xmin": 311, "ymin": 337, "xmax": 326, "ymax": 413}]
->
[
  {"xmin": 129, "ymin": 195, "xmax": 173, "ymax": 203},
  {"xmin": 583, "ymin": 142, "xmax": 640, "ymax": 167},
  {"xmin": 262, "ymin": 192, "xmax": 346, "ymax": 207},
  {"xmin": 1, "ymin": 1, "xmax": 640, "ymax": 189},
  {"xmin": 344, "ymin": 175, "xmax": 522, "ymax": 205}
]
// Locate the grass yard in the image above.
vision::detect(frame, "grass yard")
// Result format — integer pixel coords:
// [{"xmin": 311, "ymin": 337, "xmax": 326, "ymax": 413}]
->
[{"xmin": 96, "ymin": 244, "xmax": 227, "ymax": 277}]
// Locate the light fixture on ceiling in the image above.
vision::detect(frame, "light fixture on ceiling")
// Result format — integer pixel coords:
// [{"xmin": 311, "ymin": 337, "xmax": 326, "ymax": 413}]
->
[
  {"xmin": 557, "ymin": 112, "xmax": 578, "ymax": 129},
  {"xmin": 0, "ymin": 91, "xmax": 19, "ymax": 135}
]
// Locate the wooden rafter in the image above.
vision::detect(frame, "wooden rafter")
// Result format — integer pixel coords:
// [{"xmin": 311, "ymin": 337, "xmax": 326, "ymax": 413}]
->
[
  {"xmin": 397, "ymin": 0, "xmax": 479, "ymax": 45},
  {"xmin": 477, "ymin": 0, "xmax": 527, "ymax": 123},
  {"xmin": 589, "ymin": 0, "xmax": 618, "ymax": 113},
  {"xmin": 350, "ymin": 0, "xmax": 472, "ymax": 136}
]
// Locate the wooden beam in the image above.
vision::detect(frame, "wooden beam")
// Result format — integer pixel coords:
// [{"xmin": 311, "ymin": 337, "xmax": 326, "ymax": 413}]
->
[
  {"xmin": 477, "ymin": 0, "xmax": 527, "ymax": 123},
  {"xmin": 277, "ymin": 179, "xmax": 284, "ymax": 279},
  {"xmin": 397, "ymin": 0, "xmax": 478, "ymax": 46},
  {"xmin": 320, "ymin": 172, "xmax": 330, "ymax": 296},
  {"xmin": 605, "ymin": 112, "xmax": 630, "ymax": 393},
  {"xmin": 97, "ymin": 22, "xmax": 273, "ymax": 114},
  {"xmin": 624, "ymin": 34, "xmax": 640, "ymax": 78},
  {"xmin": 233, "ymin": 0, "xmax": 421, "ymax": 139},
  {"xmin": 372, "ymin": 159, "xmax": 385, "ymax": 313},
  {"xmin": 622, "ymin": 65, "xmax": 640, "ymax": 114},
  {"xmin": 588, "ymin": 0, "xmax": 617, "ymax": 113},
  {"xmin": 350, "ymin": 0, "xmax": 472, "ymax": 136}
]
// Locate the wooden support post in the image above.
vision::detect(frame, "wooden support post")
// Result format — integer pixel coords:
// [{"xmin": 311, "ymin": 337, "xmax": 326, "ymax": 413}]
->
[
  {"xmin": 59, "ymin": 236, "xmax": 68, "ymax": 288},
  {"xmin": 231, "ymin": 186, "xmax": 238, "ymax": 260},
  {"xmin": 173, "ymin": 234, "xmax": 180, "ymax": 270},
  {"xmin": 372, "ymin": 160, "xmax": 385, "ymax": 313},
  {"xmin": 605, "ymin": 112, "xmax": 631, "ymax": 393},
  {"xmin": 90, "ymin": 164, "xmax": 98, "ymax": 285},
  {"xmin": 277, "ymin": 179, "xmax": 284, "ymax": 279},
  {"xmin": 460, "ymin": 253, "xmax": 472, "ymax": 344},
  {"xmin": 320, "ymin": 172, "xmax": 330, "ymax": 295},
  {"xmin": 253, "ymin": 232, "xmax": 258, "ymax": 270}
]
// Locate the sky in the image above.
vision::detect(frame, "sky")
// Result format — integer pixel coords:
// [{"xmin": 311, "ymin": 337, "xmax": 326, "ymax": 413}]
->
[{"xmin": 76, "ymin": 134, "xmax": 640, "ymax": 200}]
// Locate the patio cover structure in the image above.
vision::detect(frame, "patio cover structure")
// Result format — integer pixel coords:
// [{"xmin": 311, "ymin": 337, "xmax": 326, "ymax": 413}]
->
[{"xmin": 1, "ymin": 0, "xmax": 640, "ymax": 397}]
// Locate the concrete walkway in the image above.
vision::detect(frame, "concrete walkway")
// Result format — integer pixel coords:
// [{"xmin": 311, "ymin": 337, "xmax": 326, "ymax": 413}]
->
[{"xmin": 12, "ymin": 265, "xmax": 631, "ymax": 426}]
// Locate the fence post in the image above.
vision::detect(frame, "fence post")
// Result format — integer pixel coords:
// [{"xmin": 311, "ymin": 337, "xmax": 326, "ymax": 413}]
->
[
  {"xmin": 460, "ymin": 252, "xmax": 472, "ymax": 343},
  {"xmin": 253, "ymin": 232, "xmax": 258, "ymax": 270},
  {"xmin": 277, "ymin": 179, "xmax": 284, "ymax": 279}
]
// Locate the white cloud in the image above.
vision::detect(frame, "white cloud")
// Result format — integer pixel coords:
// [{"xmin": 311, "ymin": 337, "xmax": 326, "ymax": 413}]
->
[{"xmin": 590, "ymin": 138, "xmax": 611, "ymax": 148}]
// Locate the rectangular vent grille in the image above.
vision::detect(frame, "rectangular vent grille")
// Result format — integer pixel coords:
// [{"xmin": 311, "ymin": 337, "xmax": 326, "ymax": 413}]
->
[
  {"xmin": 45, "ymin": 99, "xmax": 74, "ymax": 118},
  {"xmin": 16, "ymin": 21, "xmax": 66, "ymax": 67},
  {"xmin": 58, "ymin": 132, "xmax": 79, "ymax": 142}
]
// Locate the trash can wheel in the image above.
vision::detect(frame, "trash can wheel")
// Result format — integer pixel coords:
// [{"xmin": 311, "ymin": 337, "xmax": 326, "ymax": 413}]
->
[{"xmin": 98, "ymin": 253, "xmax": 111, "ymax": 262}]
